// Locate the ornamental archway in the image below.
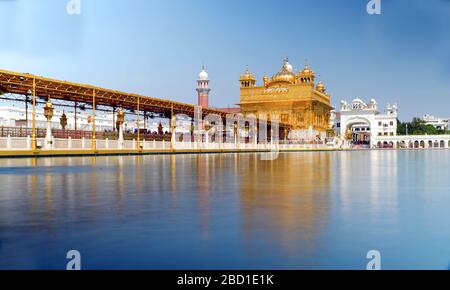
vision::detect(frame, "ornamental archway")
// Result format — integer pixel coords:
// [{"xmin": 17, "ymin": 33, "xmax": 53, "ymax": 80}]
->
[{"xmin": 343, "ymin": 117, "xmax": 372, "ymax": 148}]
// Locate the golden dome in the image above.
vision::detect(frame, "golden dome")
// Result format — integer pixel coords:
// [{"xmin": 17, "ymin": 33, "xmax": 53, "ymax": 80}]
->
[
  {"xmin": 300, "ymin": 64, "xmax": 314, "ymax": 76},
  {"xmin": 298, "ymin": 63, "xmax": 316, "ymax": 85},
  {"xmin": 270, "ymin": 58, "xmax": 296, "ymax": 85},
  {"xmin": 240, "ymin": 66, "xmax": 256, "ymax": 82},
  {"xmin": 316, "ymin": 81, "xmax": 326, "ymax": 93}
]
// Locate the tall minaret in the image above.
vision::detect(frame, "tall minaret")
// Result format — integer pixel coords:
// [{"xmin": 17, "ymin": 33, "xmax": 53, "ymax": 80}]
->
[{"xmin": 197, "ymin": 66, "xmax": 210, "ymax": 108}]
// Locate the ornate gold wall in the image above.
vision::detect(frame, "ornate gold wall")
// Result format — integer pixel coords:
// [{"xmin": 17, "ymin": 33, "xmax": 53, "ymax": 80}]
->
[{"xmin": 239, "ymin": 59, "xmax": 332, "ymax": 135}]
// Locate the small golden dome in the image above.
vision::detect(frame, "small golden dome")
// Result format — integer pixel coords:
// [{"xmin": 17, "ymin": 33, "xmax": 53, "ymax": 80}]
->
[
  {"xmin": 240, "ymin": 66, "xmax": 256, "ymax": 82},
  {"xmin": 316, "ymin": 81, "xmax": 326, "ymax": 93},
  {"xmin": 300, "ymin": 64, "xmax": 314, "ymax": 76}
]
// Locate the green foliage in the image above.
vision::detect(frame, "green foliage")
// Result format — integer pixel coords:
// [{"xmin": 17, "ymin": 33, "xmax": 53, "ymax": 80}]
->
[{"xmin": 397, "ymin": 118, "xmax": 449, "ymax": 135}]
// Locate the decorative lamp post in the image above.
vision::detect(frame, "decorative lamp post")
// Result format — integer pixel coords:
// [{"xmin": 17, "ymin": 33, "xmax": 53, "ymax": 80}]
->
[
  {"xmin": 43, "ymin": 100, "xmax": 54, "ymax": 150},
  {"xmin": 270, "ymin": 128, "xmax": 273, "ymax": 147},
  {"xmin": 344, "ymin": 129, "xmax": 353, "ymax": 141},
  {"xmin": 60, "ymin": 112, "xmax": 68, "ymax": 131},
  {"xmin": 233, "ymin": 123, "xmax": 238, "ymax": 147},
  {"xmin": 170, "ymin": 109, "xmax": 176, "ymax": 149},
  {"xmin": 344, "ymin": 128, "xmax": 353, "ymax": 148},
  {"xmin": 190, "ymin": 119, "xmax": 195, "ymax": 142},
  {"xmin": 116, "ymin": 109, "xmax": 125, "ymax": 149},
  {"xmin": 204, "ymin": 121, "xmax": 212, "ymax": 147},
  {"xmin": 254, "ymin": 124, "xmax": 258, "ymax": 146}
]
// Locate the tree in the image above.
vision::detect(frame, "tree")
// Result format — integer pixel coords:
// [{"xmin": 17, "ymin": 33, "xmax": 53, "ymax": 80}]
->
[{"xmin": 397, "ymin": 118, "xmax": 449, "ymax": 135}]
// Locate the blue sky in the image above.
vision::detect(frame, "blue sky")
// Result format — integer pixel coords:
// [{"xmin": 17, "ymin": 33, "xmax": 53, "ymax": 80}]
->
[{"xmin": 1, "ymin": 0, "xmax": 450, "ymax": 120}]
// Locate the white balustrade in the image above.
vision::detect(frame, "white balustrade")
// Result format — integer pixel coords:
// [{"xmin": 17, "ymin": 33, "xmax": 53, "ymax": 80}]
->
[{"xmin": 0, "ymin": 135, "xmax": 342, "ymax": 152}]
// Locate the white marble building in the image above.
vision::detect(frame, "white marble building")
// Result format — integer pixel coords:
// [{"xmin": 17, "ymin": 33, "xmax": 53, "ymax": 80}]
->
[
  {"xmin": 423, "ymin": 114, "xmax": 450, "ymax": 131},
  {"xmin": 331, "ymin": 99, "xmax": 398, "ymax": 148}
]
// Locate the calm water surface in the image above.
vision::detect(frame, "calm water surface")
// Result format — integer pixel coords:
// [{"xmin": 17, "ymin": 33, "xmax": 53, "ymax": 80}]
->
[{"xmin": 1, "ymin": 151, "xmax": 450, "ymax": 270}]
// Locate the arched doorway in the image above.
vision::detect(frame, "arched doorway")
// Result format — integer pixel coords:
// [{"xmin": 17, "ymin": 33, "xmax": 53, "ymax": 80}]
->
[
  {"xmin": 420, "ymin": 141, "xmax": 425, "ymax": 148},
  {"xmin": 440, "ymin": 140, "xmax": 445, "ymax": 148},
  {"xmin": 414, "ymin": 141, "xmax": 419, "ymax": 148},
  {"xmin": 343, "ymin": 117, "xmax": 371, "ymax": 148},
  {"xmin": 428, "ymin": 141, "xmax": 433, "ymax": 148}
]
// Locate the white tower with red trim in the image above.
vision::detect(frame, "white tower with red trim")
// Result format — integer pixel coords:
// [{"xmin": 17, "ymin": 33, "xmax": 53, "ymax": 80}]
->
[{"xmin": 196, "ymin": 66, "xmax": 210, "ymax": 108}]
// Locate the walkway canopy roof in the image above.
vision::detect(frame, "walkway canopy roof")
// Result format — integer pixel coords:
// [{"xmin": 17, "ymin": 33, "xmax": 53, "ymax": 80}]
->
[{"xmin": 0, "ymin": 69, "xmax": 290, "ymax": 128}]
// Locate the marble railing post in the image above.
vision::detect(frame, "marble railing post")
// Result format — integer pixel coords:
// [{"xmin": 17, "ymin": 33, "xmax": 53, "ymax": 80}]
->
[
  {"xmin": 27, "ymin": 136, "xmax": 31, "ymax": 150},
  {"xmin": 6, "ymin": 135, "xmax": 11, "ymax": 150}
]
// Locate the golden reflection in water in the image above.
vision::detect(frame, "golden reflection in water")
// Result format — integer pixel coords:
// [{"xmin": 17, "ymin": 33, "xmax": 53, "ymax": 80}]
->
[
  {"xmin": 238, "ymin": 153, "xmax": 332, "ymax": 254},
  {"xmin": 11, "ymin": 153, "xmax": 332, "ymax": 255}
]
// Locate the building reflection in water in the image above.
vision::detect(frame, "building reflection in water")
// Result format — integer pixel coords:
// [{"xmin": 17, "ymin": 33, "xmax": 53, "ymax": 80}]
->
[
  {"xmin": 237, "ymin": 153, "xmax": 332, "ymax": 256},
  {"xmin": 0, "ymin": 152, "xmax": 332, "ymax": 267},
  {"xmin": 4, "ymin": 151, "xmax": 450, "ymax": 269},
  {"xmin": 336, "ymin": 151, "xmax": 399, "ymax": 217}
]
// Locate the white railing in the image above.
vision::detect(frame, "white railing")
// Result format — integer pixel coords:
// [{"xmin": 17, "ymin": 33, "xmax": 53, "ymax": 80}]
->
[{"xmin": 0, "ymin": 136, "xmax": 333, "ymax": 151}]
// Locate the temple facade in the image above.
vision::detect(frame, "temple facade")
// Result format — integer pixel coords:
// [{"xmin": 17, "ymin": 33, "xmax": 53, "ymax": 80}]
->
[{"xmin": 238, "ymin": 58, "xmax": 332, "ymax": 140}]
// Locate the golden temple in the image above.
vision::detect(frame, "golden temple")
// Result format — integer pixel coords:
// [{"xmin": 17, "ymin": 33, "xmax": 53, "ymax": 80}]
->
[{"xmin": 239, "ymin": 58, "xmax": 332, "ymax": 139}]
